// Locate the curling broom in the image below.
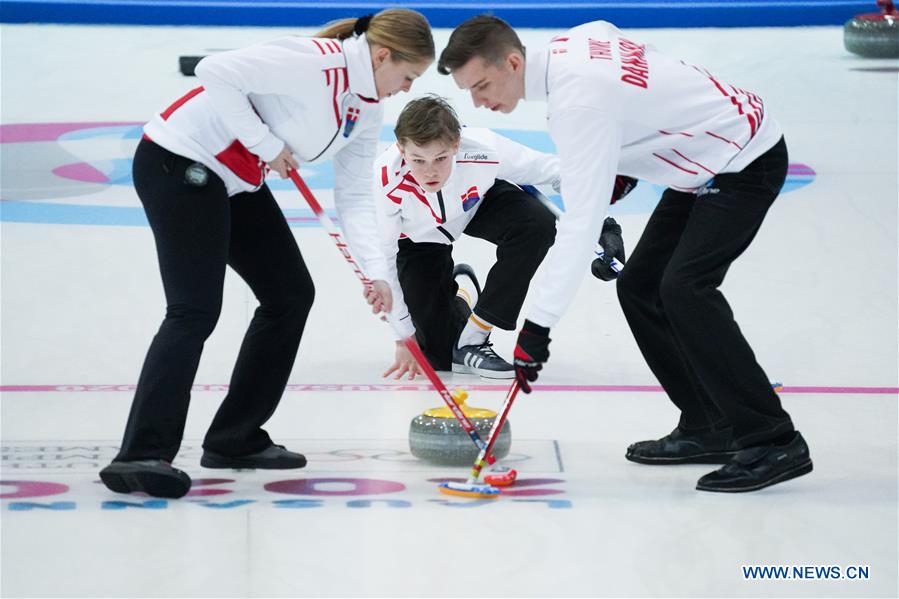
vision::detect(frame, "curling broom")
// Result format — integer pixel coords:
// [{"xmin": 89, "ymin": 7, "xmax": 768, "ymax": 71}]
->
[{"xmin": 438, "ymin": 379, "xmax": 522, "ymax": 498}]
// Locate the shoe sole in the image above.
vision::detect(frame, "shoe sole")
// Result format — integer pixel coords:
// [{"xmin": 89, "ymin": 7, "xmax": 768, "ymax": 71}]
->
[
  {"xmin": 99, "ymin": 464, "xmax": 191, "ymax": 499},
  {"xmin": 452, "ymin": 363, "xmax": 516, "ymax": 380},
  {"xmin": 695, "ymin": 459, "xmax": 814, "ymax": 493},
  {"xmin": 200, "ymin": 455, "xmax": 307, "ymax": 470},
  {"xmin": 452, "ymin": 264, "xmax": 482, "ymax": 295},
  {"xmin": 626, "ymin": 451, "xmax": 739, "ymax": 465}
]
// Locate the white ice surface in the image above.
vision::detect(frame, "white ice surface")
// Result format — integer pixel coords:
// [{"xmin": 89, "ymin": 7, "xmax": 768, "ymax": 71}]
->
[{"xmin": 1, "ymin": 23, "xmax": 897, "ymax": 598}]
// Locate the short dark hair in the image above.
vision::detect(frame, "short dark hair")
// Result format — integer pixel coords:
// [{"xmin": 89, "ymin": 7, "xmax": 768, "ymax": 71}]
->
[
  {"xmin": 437, "ymin": 15, "xmax": 525, "ymax": 75},
  {"xmin": 394, "ymin": 95, "xmax": 461, "ymax": 147}
]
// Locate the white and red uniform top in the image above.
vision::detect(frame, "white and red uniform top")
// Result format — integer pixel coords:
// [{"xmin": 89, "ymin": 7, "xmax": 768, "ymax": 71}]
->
[
  {"xmin": 374, "ymin": 127, "xmax": 560, "ymax": 338},
  {"xmin": 523, "ymin": 20, "xmax": 783, "ymax": 328},
  {"xmin": 144, "ymin": 33, "xmax": 389, "ymax": 281}
]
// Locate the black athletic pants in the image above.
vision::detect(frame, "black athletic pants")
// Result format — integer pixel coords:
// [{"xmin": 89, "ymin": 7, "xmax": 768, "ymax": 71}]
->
[
  {"xmin": 116, "ymin": 138, "xmax": 314, "ymax": 463},
  {"xmin": 397, "ymin": 180, "xmax": 556, "ymax": 370},
  {"xmin": 617, "ymin": 137, "xmax": 793, "ymax": 447}
]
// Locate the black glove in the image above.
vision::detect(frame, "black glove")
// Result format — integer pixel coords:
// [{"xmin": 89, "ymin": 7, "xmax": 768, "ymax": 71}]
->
[
  {"xmin": 611, "ymin": 175, "xmax": 638, "ymax": 204},
  {"xmin": 592, "ymin": 217, "xmax": 626, "ymax": 281},
  {"xmin": 513, "ymin": 320, "xmax": 551, "ymax": 394}
]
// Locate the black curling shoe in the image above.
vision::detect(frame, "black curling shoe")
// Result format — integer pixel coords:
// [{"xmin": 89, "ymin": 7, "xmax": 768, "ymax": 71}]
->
[
  {"xmin": 696, "ymin": 431, "xmax": 812, "ymax": 493},
  {"xmin": 99, "ymin": 460, "xmax": 192, "ymax": 499},
  {"xmin": 626, "ymin": 426, "xmax": 739, "ymax": 465},
  {"xmin": 200, "ymin": 444, "xmax": 307, "ymax": 470}
]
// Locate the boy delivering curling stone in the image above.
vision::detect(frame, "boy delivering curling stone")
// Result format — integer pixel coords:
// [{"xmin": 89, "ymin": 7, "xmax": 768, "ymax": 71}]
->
[
  {"xmin": 376, "ymin": 95, "xmax": 559, "ymax": 379},
  {"xmin": 377, "ymin": 95, "xmax": 634, "ymax": 381}
]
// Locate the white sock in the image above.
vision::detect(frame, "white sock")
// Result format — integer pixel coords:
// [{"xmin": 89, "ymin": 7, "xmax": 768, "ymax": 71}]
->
[
  {"xmin": 457, "ymin": 313, "xmax": 493, "ymax": 348},
  {"xmin": 455, "ymin": 277, "xmax": 479, "ymax": 310}
]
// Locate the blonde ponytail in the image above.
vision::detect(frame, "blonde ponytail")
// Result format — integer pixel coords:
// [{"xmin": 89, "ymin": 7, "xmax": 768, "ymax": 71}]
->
[
  {"xmin": 316, "ymin": 9, "xmax": 434, "ymax": 64},
  {"xmin": 315, "ymin": 18, "xmax": 356, "ymax": 40}
]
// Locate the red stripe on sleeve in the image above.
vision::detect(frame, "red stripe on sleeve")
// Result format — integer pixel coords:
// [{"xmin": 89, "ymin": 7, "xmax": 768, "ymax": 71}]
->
[
  {"xmin": 652, "ymin": 152, "xmax": 698, "ymax": 175},
  {"xmin": 659, "ymin": 129, "xmax": 694, "ymax": 137},
  {"xmin": 746, "ymin": 112, "xmax": 758, "ymax": 138},
  {"xmin": 312, "ymin": 39, "xmax": 326, "ymax": 54},
  {"xmin": 671, "ymin": 149, "xmax": 716, "ymax": 176},
  {"xmin": 331, "ymin": 70, "xmax": 341, "ymax": 126},
  {"xmin": 705, "ymin": 131, "xmax": 744, "ymax": 150},
  {"xmin": 708, "ymin": 76, "xmax": 730, "ymax": 97},
  {"xmin": 160, "ymin": 86, "xmax": 204, "ymax": 120}
]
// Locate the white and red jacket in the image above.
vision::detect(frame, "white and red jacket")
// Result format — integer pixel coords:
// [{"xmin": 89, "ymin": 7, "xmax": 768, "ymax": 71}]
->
[
  {"xmin": 144, "ymin": 33, "xmax": 388, "ymax": 281},
  {"xmin": 374, "ymin": 127, "xmax": 561, "ymax": 338},
  {"xmin": 523, "ymin": 20, "xmax": 783, "ymax": 328}
]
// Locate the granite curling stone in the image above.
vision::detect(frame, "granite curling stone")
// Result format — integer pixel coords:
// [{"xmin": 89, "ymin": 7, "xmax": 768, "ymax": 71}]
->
[
  {"xmin": 844, "ymin": 1, "xmax": 899, "ymax": 58},
  {"xmin": 408, "ymin": 389, "xmax": 511, "ymax": 466}
]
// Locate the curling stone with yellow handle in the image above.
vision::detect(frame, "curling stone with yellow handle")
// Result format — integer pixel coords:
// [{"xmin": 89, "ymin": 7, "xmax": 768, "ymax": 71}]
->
[{"xmin": 408, "ymin": 388, "xmax": 511, "ymax": 465}]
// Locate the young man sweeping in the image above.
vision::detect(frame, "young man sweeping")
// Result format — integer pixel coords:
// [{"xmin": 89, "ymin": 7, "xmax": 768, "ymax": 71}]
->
[{"xmin": 437, "ymin": 17, "xmax": 811, "ymax": 493}]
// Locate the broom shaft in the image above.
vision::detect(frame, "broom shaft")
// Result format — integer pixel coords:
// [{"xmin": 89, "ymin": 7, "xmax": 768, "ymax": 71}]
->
[{"xmin": 467, "ymin": 380, "xmax": 520, "ymax": 482}]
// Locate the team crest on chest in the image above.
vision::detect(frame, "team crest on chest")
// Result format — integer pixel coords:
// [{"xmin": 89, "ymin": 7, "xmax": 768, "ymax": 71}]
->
[
  {"xmin": 461, "ymin": 186, "xmax": 481, "ymax": 211},
  {"xmin": 343, "ymin": 106, "xmax": 360, "ymax": 138}
]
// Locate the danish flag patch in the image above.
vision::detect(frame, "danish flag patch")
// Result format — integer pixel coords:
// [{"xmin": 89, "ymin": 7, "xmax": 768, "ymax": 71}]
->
[
  {"xmin": 461, "ymin": 186, "xmax": 481, "ymax": 211},
  {"xmin": 343, "ymin": 107, "xmax": 360, "ymax": 138}
]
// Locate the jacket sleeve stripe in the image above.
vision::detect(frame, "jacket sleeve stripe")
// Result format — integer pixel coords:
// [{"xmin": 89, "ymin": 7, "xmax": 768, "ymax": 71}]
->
[
  {"xmin": 690, "ymin": 62, "xmax": 762, "ymax": 142},
  {"xmin": 323, "ymin": 68, "xmax": 342, "ymax": 127},
  {"xmin": 652, "ymin": 152, "xmax": 698, "ymax": 175},
  {"xmin": 160, "ymin": 86, "xmax": 204, "ymax": 120},
  {"xmin": 705, "ymin": 130, "xmax": 744, "ymax": 150},
  {"xmin": 671, "ymin": 149, "xmax": 716, "ymax": 176},
  {"xmin": 659, "ymin": 129, "xmax": 694, "ymax": 138},
  {"xmin": 332, "ymin": 71, "xmax": 340, "ymax": 126}
]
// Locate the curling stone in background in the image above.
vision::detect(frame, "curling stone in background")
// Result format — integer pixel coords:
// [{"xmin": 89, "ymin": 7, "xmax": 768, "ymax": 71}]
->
[
  {"xmin": 844, "ymin": 0, "xmax": 899, "ymax": 58},
  {"xmin": 409, "ymin": 389, "xmax": 511, "ymax": 466},
  {"xmin": 179, "ymin": 56, "xmax": 205, "ymax": 76}
]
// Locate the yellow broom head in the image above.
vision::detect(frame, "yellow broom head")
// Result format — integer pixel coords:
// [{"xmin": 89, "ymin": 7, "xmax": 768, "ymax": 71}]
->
[{"xmin": 437, "ymin": 481, "xmax": 501, "ymax": 498}]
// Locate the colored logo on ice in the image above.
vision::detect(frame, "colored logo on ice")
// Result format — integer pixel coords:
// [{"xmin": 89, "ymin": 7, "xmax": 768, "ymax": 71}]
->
[
  {"xmin": 460, "ymin": 186, "xmax": 481, "ymax": 211},
  {"xmin": 782, "ymin": 163, "xmax": 816, "ymax": 194},
  {"xmin": 0, "ymin": 122, "xmax": 818, "ymax": 226},
  {"xmin": 343, "ymin": 107, "xmax": 360, "ymax": 138}
]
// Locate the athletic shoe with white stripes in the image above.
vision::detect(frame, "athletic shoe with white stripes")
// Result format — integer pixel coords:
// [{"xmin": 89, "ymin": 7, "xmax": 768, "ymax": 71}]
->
[{"xmin": 452, "ymin": 338, "xmax": 515, "ymax": 379}]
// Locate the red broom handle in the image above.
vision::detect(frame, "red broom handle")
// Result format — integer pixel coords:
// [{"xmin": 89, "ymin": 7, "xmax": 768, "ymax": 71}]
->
[{"xmin": 468, "ymin": 379, "xmax": 521, "ymax": 482}]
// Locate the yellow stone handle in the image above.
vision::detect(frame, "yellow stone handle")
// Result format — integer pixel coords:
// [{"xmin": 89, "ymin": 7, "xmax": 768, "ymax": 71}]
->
[
  {"xmin": 423, "ymin": 387, "xmax": 497, "ymax": 419},
  {"xmin": 450, "ymin": 388, "xmax": 469, "ymax": 405}
]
